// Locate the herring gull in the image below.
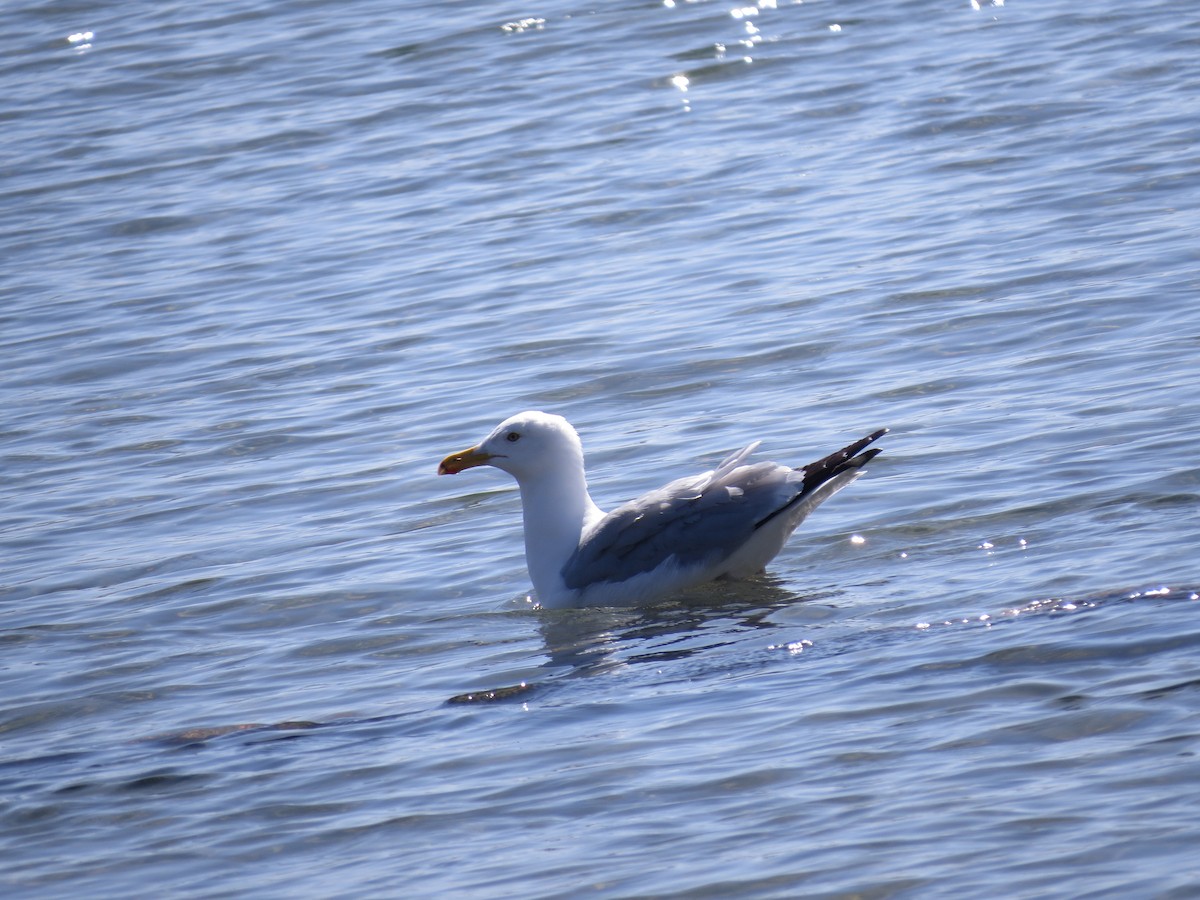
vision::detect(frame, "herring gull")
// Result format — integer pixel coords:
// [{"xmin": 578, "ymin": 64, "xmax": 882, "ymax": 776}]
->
[{"xmin": 438, "ymin": 411, "xmax": 885, "ymax": 608}]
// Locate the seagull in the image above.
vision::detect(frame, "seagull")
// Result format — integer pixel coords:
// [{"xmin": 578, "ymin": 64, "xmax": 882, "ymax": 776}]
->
[{"xmin": 438, "ymin": 411, "xmax": 886, "ymax": 608}]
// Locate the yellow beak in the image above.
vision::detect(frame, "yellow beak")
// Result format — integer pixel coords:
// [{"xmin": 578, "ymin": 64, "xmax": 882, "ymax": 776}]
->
[{"xmin": 437, "ymin": 445, "xmax": 495, "ymax": 475}]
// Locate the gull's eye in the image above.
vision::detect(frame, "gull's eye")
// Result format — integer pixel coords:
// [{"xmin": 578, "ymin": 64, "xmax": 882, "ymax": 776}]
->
[{"xmin": 506, "ymin": 431, "xmax": 521, "ymax": 443}]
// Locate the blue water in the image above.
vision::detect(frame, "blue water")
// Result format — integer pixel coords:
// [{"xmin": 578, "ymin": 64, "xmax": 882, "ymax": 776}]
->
[{"xmin": 3, "ymin": 0, "xmax": 1199, "ymax": 896}]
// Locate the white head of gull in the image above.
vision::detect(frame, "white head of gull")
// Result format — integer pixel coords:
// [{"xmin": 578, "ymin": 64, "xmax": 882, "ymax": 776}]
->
[{"xmin": 438, "ymin": 411, "xmax": 885, "ymax": 609}]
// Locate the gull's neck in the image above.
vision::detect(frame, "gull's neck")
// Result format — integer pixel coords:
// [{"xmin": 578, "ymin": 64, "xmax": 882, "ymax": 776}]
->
[{"xmin": 512, "ymin": 459, "xmax": 603, "ymax": 604}]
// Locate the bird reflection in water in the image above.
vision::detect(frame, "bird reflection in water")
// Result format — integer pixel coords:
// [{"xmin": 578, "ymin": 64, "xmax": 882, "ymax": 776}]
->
[{"xmin": 446, "ymin": 577, "xmax": 820, "ymax": 704}]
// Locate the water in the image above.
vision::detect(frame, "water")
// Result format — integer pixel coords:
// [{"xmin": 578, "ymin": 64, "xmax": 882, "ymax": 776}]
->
[{"xmin": 3, "ymin": 0, "xmax": 1199, "ymax": 895}]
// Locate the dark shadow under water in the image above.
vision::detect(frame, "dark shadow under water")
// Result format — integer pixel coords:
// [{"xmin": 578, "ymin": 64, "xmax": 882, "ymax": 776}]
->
[{"xmin": 449, "ymin": 577, "xmax": 840, "ymax": 703}]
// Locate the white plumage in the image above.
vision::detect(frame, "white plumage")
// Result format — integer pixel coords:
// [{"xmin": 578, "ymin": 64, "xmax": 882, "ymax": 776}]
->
[{"xmin": 439, "ymin": 411, "xmax": 885, "ymax": 608}]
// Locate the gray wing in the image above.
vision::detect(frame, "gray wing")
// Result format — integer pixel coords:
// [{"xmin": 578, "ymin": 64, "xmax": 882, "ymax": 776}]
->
[
  {"xmin": 561, "ymin": 429, "xmax": 888, "ymax": 590},
  {"xmin": 561, "ymin": 444, "xmax": 798, "ymax": 589}
]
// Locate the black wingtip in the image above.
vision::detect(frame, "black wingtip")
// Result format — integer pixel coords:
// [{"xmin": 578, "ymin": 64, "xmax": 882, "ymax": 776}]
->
[
  {"xmin": 852, "ymin": 446, "xmax": 884, "ymax": 468},
  {"xmin": 799, "ymin": 427, "xmax": 887, "ymax": 492},
  {"xmin": 848, "ymin": 428, "xmax": 888, "ymax": 468},
  {"xmin": 752, "ymin": 428, "xmax": 887, "ymax": 532}
]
